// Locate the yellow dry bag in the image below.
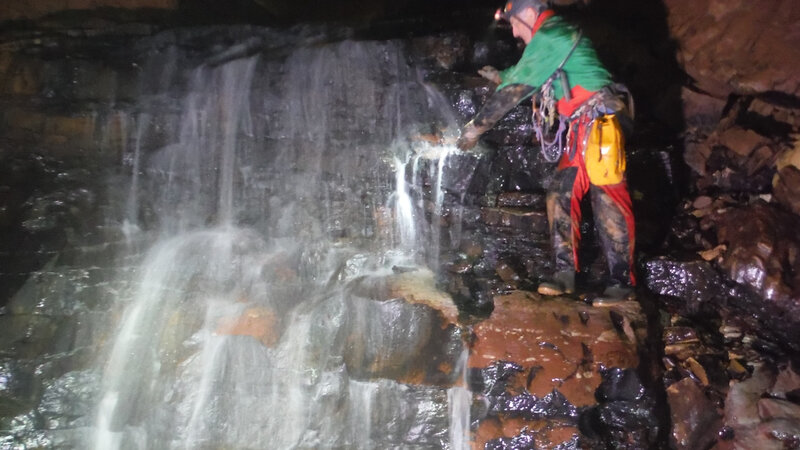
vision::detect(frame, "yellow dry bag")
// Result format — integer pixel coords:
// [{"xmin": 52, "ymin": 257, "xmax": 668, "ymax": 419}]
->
[{"xmin": 585, "ymin": 114, "xmax": 626, "ymax": 186}]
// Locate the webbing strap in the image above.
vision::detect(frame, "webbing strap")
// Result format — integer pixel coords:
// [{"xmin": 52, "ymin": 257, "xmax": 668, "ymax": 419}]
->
[
  {"xmin": 553, "ymin": 30, "xmax": 582, "ymax": 101},
  {"xmin": 532, "ymin": 30, "xmax": 583, "ymax": 162}
]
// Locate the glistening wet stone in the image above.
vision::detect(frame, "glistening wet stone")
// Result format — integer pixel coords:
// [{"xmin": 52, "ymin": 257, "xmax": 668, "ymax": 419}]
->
[{"xmin": 468, "ymin": 292, "xmax": 646, "ymax": 447}]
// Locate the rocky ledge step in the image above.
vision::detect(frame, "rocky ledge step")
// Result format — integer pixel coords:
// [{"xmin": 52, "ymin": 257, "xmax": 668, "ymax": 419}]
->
[
  {"xmin": 467, "ymin": 291, "xmax": 657, "ymax": 448},
  {"xmin": 480, "ymin": 207, "xmax": 548, "ymax": 235}
]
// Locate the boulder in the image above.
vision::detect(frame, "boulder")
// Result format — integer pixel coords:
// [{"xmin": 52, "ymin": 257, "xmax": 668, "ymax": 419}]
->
[
  {"xmin": 715, "ymin": 202, "xmax": 800, "ymax": 304},
  {"xmin": 644, "ymin": 258, "xmax": 724, "ymax": 314},
  {"xmin": 773, "ymin": 165, "xmax": 800, "ymax": 216},
  {"xmin": 666, "ymin": 0, "xmax": 800, "ymax": 98},
  {"xmin": 720, "ymin": 365, "xmax": 800, "ymax": 450}
]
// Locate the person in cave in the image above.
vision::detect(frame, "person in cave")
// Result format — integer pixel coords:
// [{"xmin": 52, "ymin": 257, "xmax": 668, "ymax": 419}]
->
[{"xmin": 457, "ymin": 0, "xmax": 636, "ymax": 303}]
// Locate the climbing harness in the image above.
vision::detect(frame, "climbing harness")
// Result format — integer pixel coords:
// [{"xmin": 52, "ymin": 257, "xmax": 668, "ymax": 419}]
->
[
  {"xmin": 531, "ymin": 27, "xmax": 635, "ymax": 166},
  {"xmin": 532, "ymin": 30, "xmax": 583, "ymax": 162}
]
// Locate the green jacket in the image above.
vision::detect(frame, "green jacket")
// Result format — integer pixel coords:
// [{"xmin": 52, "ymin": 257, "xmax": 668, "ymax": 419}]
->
[
  {"xmin": 462, "ymin": 12, "xmax": 613, "ymax": 141},
  {"xmin": 498, "ymin": 14, "xmax": 611, "ymax": 101}
]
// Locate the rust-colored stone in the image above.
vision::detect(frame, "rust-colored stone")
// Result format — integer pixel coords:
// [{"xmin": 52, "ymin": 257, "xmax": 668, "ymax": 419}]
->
[
  {"xmin": 667, "ymin": 378, "xmax": 722, "ymax": 450},
  {"xmin": 748, "ymin": 99, "xmax": 800, "ymax": 131},
  {"xmin": 746, "ymin": 145, "xmax": 776, "ymax": 176},
  {"xmin": 681, "ymin": 87, "xmax": 726, "ymax": 128},
  {"xmin": 469, "ymin": 292, "xmax": 642, "ymax": 445},
  {"xmin": 666, "ymin": 0, "xmax": 800, "ymax": 98},
  {"xmin": 388, "ymin": 268, "xmax": 459, "ymax": 325},
  {"xmin": 714, "ymin": 202, "xmax": 800, "ymax": 311},
  {"xmin": 773, "ymin": 165, "xmax": 800, "ymax": 216},
  {"xmin": 717, "ymin": 127, "xmax": 769, "ymax": 158},
  {"xmin": 215, "ymin": 306, "xmax": 280, "ymax": 347}
]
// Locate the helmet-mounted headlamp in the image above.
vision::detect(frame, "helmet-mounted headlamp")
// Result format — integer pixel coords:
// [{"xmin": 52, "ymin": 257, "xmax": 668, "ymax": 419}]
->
[{"xmin": 494, "ymin": 0, "xmax": 548, "ymax": 22}]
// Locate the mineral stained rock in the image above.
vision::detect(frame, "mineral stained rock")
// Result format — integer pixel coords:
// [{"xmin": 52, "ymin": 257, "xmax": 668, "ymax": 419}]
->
[
  {"xmin": 468, "ymin": 292, "xmax": 647, "ymax": 448},
  {"xmin": 667, "ymin": 378, "xmax": 721, "ymax": 450}
]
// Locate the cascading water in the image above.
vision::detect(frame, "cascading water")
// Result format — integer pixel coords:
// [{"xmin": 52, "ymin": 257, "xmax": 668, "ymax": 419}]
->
[{"xmin": 84, "ymin": 30, "xmax": 471, "ymax": 449}]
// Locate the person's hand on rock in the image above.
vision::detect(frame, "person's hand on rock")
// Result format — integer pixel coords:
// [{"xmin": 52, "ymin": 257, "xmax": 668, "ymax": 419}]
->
[
  {"xmin": 477, "ymin": 66, "xmax": 501, "ymax": 84},
  {"xmin": 456, "ymin": 125, "xmax": 481, "ymax": 151}
]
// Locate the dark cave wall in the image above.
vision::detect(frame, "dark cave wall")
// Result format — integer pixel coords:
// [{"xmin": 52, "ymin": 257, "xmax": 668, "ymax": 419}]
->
[{"xmin": 0, "ymin": 0, "xmax": 177, "ymax": 22}]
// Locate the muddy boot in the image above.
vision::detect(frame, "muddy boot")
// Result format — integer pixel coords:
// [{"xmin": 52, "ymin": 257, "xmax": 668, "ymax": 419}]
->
[
  {"xmin": 592, "ymin": 284, "xmax": 634, "ymax": 306},
  {"xmin": 537, "ymin": 271, "xmax": 575, "ymax": 296}
]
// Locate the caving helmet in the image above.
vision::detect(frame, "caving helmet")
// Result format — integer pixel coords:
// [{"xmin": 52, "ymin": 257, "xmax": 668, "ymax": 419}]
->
[{"xmin": 494, "ymin": 0, "xmax": 549, "ymax": 21}]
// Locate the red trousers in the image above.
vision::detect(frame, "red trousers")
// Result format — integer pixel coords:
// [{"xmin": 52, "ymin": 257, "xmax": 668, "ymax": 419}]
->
[{"xmin": 545, "ymin": 116, "xmax": 636, "ymax": 286}]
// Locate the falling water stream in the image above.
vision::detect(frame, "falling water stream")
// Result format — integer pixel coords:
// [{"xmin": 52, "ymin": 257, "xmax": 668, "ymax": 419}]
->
[{"xmin": 72, "ymin": 30, "xmax": 472, "ymax": 449}]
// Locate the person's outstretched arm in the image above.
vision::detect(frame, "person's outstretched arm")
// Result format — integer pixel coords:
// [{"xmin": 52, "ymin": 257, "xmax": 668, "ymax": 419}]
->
[{"xmin": 457, "ymin": 83, "xmax": 536, "ymax": 150}]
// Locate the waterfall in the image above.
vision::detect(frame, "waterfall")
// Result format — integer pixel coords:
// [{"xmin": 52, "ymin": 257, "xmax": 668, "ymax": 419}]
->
[
  {"xmin": 86, "ymin": 31, "xmax": 470, "ymax": 449},
  {"xmin": 394, "ymin": 156, "xmax": 417, "ymax": 251}
]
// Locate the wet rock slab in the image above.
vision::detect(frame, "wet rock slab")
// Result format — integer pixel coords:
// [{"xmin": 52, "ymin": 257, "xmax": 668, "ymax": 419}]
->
[
  {"xmin": 467, "ymin": 291, "xmax": 645, "ymax": 447},
  {"xmin": 666, "ymin": 0, "xmax": 800, "ymax": 98},
  {"xmin": 718, "ymin": 364, "xmax": 800, "ymax": 450},
  {"xmin": 667, "ymin": 377, "xmax": 722, "ymax": 449},
  {"xmin": 650, "ymin": 201, "xmax": 800, "ymax": 354}
]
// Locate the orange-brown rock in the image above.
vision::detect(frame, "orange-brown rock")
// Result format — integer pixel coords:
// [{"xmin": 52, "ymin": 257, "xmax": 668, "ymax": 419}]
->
[
  {"xmin": 715, "ymin": 202, "xmax": 800, "ymax": 303},
  {"xmin": 773, "ymin": 165, "xmax": 800, "ymax": 216},
  {"xmin": 717, "ymin": 127, "xmax": 770, "ymax": 158},
  {"xmin": 748, "ymin": 99, "xmax": 800, "ymax": 132},
  {"xmin": 666, "ymin": 0, "xmax": 800, "ymax": 98},
  {"xmin": 667, "ymin": 378, "xmax": 722, "ymax": 450},
  {"xmin": 215, "ymin": 306, "xmax": 280, "ymax": 347},
  {"xmin": 469, "ymin": 291, "xmax": 644, "ymax": 446},
  {"xmin": 388, "ymin": 268, "xmax": 459, "ymax": 325}
]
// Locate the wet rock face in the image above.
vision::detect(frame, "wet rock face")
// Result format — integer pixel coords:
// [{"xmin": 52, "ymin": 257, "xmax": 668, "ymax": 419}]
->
[
  {"xmin": 0, "ymin": 153, "xmax": 108, "ymax": 308},
  {"xmin": 0, "ymin": 359, "xmax": 37, "ymax": 417},
  {"xmin": 467, "ymin": 292, "xmax": 656, "ymax": 448},
  {"xmin": 646, "ymin": 201, "xmax": 800, "ymax": 354},
  {"xmin": 714, "ymin": 202, "xmax": 800, "ymax": 303},
  {"xmin": 645, "ymin": 258, "xmax": 725, "ymax": 315},
  {"xmin": 0, "ymin": 0, "xmax": 177, "ymax": 21},
  {"xmin": 667, "ymin": 378, "xmax": 721, "ymax": 450},
  {"xmin": 579, "ymin": 368, "xmax": 660, "ymax": 449},
  {"xmin": 718, "ymin": 364, "xmax": 800, "ymax": 450}
]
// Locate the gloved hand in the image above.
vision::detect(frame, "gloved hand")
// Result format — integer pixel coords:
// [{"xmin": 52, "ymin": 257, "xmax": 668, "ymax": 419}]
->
[
  {"xmin": 456, "ymin": 124, "xmax": 481, "ymax": 151},
  {"xmin": 477, "ymin": 66, "xmax": 501, "ymax": 84}
]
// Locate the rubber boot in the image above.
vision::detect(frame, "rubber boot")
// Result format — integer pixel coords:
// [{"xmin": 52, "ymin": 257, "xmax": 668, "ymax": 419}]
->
[{"xmin": 537, "ymin": 270, "xmax": 575, "ymax": 296}]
